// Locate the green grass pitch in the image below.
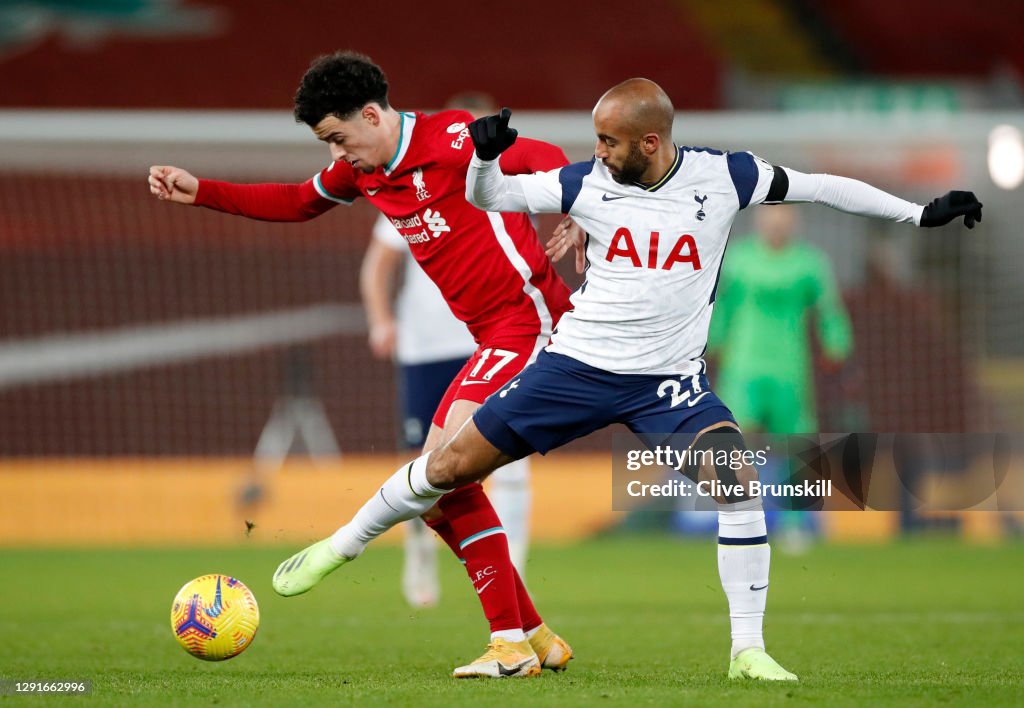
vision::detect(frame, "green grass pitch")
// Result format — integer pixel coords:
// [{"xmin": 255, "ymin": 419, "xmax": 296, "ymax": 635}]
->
[{"xmin": 1, "ymin": 536, "xmax": 1021, "ymax": 706}]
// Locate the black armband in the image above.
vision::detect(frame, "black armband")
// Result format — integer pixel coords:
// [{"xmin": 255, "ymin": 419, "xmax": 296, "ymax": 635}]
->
[{"xmin": 764, "ymin": 165, "xmax": 790, "ymax": 204}]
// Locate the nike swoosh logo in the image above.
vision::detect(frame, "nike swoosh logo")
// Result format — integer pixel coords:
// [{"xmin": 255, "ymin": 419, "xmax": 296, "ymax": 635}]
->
[
  {"xmin": 750, "ymin": 583, "xmax": 768, "ymax": 591},
  {"xmin": 475, "ymin": 578, "xmax": 495, "ymax": 594},
  {"xmin": 601, "ymin": 194, "xmax": 626, "ymax": 201},
  {"xmin": 686, "ymin": 392, "xmax": 711, "ymax": 407},
  {"xmin": 365, "ymin": 187, "xmax": 380, "ymax": 196},
  {"xmin": 498, "ymin": 658, "xmax": 533, "ymax": 676},
  {"xmin": 460, "ymin": 380, "xmax": 491, "ymax": 386}
]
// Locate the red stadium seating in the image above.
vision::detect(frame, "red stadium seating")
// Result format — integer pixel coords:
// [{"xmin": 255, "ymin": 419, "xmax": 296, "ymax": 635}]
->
[{"xmin": 815, "ymin": 0, "xmax": 1024, "ymax": 77}]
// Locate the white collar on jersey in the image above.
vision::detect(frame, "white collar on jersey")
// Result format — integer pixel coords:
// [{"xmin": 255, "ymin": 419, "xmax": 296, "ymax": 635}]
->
[{"xmin": 383, "ymin": 112, "xmax": 417, "ymax": 176}]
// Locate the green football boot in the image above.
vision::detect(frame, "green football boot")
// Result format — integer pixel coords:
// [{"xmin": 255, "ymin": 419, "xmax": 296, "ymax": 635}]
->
[
  {"xmin": 728, "ymin": 648, "xmax": 798, "ymax": 681},
  {"xmin": 272, "ymin": 538, "xmax": 350, "ymax": 597}
]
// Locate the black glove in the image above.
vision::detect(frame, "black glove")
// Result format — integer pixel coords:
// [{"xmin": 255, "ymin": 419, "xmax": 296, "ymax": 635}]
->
[
  {"xmin": 920, "ymin": 190, "xmax": 983, "ymax": 229},
  {"xmin": 468, "ymin": 107, "xmax": 518, "ymax": 161}
]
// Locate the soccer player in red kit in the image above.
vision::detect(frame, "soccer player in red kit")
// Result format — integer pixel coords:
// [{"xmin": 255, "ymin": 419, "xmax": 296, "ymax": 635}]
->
[{"xmin": 148, "ymin": 51, "xmax": 573, "ymax": 678}]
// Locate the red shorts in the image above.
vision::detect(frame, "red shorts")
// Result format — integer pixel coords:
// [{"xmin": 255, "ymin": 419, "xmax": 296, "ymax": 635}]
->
[{"xmin": 431, "ymin": 333, "xmax": 547, "ymax": 429}]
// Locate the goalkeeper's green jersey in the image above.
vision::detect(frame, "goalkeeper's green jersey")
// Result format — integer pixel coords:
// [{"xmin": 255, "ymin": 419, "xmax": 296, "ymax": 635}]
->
[{"xmin": 708, "ymin": 236, "xmax": 852, "ymax": 385}]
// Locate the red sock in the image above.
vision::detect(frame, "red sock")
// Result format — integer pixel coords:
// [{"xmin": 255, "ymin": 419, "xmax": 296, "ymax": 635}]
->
[
  {"xmin": 426, "ymin": 483, "xmax": 525, "ymax": 634},
  {"xmin": 428, "ymin": 511, "xmax": 543, "ymax": 633},
  {"xmin": 514, "ymin": 569, "xmax": 543, "ymax": 633}
]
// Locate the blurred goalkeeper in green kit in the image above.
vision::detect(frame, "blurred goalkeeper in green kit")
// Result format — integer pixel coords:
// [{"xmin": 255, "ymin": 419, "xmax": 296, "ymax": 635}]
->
[{"xmin": 708, "ymin": 206, "xmax": 852, "ymax": 548}]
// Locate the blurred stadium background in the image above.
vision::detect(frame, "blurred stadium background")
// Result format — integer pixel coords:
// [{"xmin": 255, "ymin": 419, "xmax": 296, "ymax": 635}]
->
[{"xmin": 1, "ymin": 0, "xmax": 1023, "ymax": 548}]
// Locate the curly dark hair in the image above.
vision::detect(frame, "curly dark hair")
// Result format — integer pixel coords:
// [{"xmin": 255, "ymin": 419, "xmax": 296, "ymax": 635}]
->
[{"xmin": 293, "ymin": 51, "xmax": 390, "ymax": 126}]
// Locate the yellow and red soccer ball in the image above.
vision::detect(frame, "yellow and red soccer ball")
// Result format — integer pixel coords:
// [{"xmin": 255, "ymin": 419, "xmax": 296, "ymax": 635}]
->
[{"xmin": 170, "ymin": 574, "xmax": 259, "ymax": 661}]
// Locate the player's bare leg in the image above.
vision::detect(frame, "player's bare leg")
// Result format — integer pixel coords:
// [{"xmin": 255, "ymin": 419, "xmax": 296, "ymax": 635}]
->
[{"xmin": 686, "ymin": 424, "xmax": 797, "ymax": 681}]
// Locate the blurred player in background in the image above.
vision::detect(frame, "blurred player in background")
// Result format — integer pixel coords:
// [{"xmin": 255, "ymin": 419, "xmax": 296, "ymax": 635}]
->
[
  {"xmin": 707, "ymin": 206, "xmax": 852, "ymax": 550},
  {"xmin": 361, "ymin": 91, "xmax": 534, "ymax": 608},
  {"xmin": 279, "ymin": 79, "xmax": 982, "ymax": 682},
  {"xmin": 149, "ymin": 51, "xmax": 573, "ymax": 678},
  {"xmin": 362, "ymin": 212, "xmax": 472, "ymax": 608}
]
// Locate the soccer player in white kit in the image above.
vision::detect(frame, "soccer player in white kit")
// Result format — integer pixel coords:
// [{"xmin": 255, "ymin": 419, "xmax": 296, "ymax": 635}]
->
[{"xmin": 278, "ymin": 78, "xmax": 982, "ymax": 680}]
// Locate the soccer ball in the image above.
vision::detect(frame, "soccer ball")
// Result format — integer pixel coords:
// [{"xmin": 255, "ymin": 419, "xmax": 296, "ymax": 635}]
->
[{"xmin": 170, "ymin": 574, "xmax": 260, "ymax": 661}]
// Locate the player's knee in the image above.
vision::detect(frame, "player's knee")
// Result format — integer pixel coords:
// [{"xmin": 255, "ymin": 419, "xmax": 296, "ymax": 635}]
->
[
  {"xmin": 425, "ymin": 444, "xmax": 479, "ymax": 489},
  {"xmin": 426, "ymin": 416, "xmax": 513, "ymax": 489},
  {"xmin": 425, "ymin": 448, "xmax": 459, "ymax": 488},
  {"xmin": 684, "ymin": 425, "xmax": 756, "ymax": 503}
]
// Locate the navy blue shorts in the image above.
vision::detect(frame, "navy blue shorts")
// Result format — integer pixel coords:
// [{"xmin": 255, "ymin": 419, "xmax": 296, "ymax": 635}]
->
[
  {"xmin": 397, "ymin": 357, "xmax": 468, "ymax": 449},
  {"xmin": 474, "ymin": 350, "xmax": 736, "ymax": 459}
]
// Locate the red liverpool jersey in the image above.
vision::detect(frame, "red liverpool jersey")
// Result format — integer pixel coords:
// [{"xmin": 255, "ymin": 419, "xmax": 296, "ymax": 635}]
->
[{"xmin": 196, "ymin": 110, "xmax": 572, "ymax": 344}]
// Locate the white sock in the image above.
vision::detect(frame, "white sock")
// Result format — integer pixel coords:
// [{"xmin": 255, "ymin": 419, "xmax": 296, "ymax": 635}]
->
[
  {"xmin": 404, "ymin": 515, "xmax": 430, "ymax": 545},
  {"xmin": 717, "ymin": 498, "xmax": 770, "ymax": 659},
  {"xmin": 330, "ymin": 455, "xmax": 446, "ymax": 559},
  {"xmin": 402, "ymin": 517, "xmax": 439, "ymax": 607},
  {"xmin": 488, "ymin": 458, "xmax": 531, "ymax": 576},
  {"xmin": 490, "ymin": 628, "xmax": 527, "ymax": 643}
]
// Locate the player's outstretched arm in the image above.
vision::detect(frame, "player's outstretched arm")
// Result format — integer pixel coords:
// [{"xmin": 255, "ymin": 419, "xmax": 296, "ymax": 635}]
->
[
  {"xmin": 149, "ymin": 165, "xmax": 198, "ymax": 205},
  {"xmin": 147, "ymin": 165, "xmax": 338, "ymax": 223},
  {"xmin": 778, "ymin": 167, "xmax": 983, "ymax": 228}
]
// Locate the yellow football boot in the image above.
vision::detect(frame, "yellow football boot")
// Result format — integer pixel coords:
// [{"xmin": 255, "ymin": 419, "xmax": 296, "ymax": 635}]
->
[
  {"xmin": 452, "ymin": 638, "xmax": 541, "ymax": 678},
  {"xmin": 528, "ymin": 623, "xmax": 574, "ymax": 672}
]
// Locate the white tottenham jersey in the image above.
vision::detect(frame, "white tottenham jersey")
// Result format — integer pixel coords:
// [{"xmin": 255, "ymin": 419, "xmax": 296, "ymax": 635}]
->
[
  {"xmin": 372, "ymin": 214, "xmax": 476, "ymax": 365},
  {"xmin": 468, "ymin": 145, "xmax": 922, "ymax": 376}
]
